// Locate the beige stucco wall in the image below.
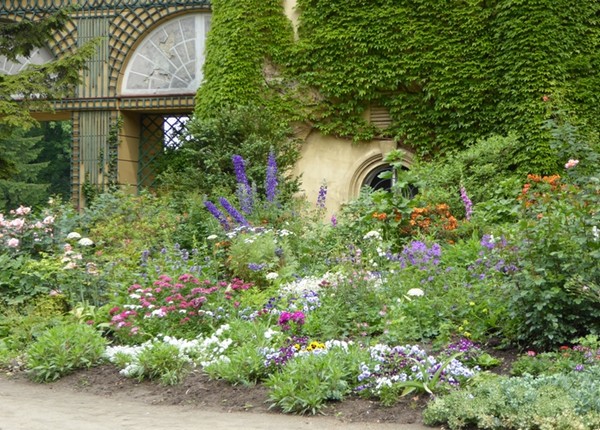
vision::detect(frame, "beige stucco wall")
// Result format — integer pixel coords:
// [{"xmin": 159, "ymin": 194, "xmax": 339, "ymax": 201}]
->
[
  {"xmin": 293, "ymin": 131, "xmax": 400, "ymax": 215},
  {"xmin": 283, "ymin": 0, "xmax": 300, "ymax": 35}
]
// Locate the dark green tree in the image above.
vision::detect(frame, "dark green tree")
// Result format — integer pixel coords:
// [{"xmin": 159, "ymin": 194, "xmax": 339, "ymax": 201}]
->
[
  {"xmin": 0, "ymin": 129, "xmax": 48, "ymax": 210},
  {"xmin": 0, "ymin": 9, "xmax": 96, "ymax": 176},
  {"xmin": 30, "ymin": 121, "xmax": 72, "ymax": 200}
]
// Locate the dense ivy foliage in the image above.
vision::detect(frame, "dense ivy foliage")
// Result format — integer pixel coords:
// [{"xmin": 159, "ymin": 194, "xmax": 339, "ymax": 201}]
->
[
  {"xmin": 195, "ymin": 0, "xmax": 600, "ymax": 172},
  {"xmin": 194, "ymin": 0, "xmax": 296, "ymax": 119}
]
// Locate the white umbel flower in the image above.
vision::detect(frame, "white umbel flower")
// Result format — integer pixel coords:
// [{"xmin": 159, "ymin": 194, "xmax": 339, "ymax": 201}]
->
[{"xmin": 78, "ymin": 237, "xmax": 94, "ymax": 246}]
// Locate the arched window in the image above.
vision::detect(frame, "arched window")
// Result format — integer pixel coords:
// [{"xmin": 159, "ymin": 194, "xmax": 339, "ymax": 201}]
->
[
  {"xmin": 361, "ymin": 163, "xmax": 418, "ymax": 198},
  {"xmin": 0, "ymin": 46, "xmax": 53, "ymax": 75},
  {"xmin": 121, "ymin": 13, "xmax": 211, "ymax": 95},
  {"xmin": 362, "ymin": 164, "xmax": 393, "ymax": 191}
]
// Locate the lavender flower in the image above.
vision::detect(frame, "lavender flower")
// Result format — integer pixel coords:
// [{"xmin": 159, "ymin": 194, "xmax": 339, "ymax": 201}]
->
[
  {"xmin": 218, "ymin": 197, "xmax": 249, "ymax": 226},
  {"xmin": 204, "ymin": 200, "xmax": 231, "ymax": 230},
  {"xmin": 331, "ymin": 214, "xmax": 337, "ymax": 227},
  {"xmin": 265, "ymin": 151, "xmax": 278, "ymax": 203},
  {"xmin": 232, "ymin": 155, "xmax": 254, "ymax": 214},
  {"xmin": 248, "ymin": 262, "xmax": 267, "ymax": 271},
  {"xmin": 316, "ymin": 183, "xmax": 327, "ymax": 209},
  {"xmin": 460, "ymin": 185, "xmax": 473, "ymax": 221},
  {"xmin": 400, "ymin": 240, "xmax": 442, "ymax": 270}
]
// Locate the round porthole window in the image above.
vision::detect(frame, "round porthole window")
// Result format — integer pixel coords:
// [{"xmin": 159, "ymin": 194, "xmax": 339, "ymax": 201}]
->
[
  {"xmin": 362, "ymin": 164, "xmax": 393, "ymax": 191},
  {"xmin": 362, "ymin": 164, "xmax": 418, "ymax": 198}
]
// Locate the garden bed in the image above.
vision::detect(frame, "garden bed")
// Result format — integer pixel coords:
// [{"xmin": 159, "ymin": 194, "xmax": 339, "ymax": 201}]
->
[{"xmin": 5, "ymin": 345, "xmax": 519, "ymax": 426}]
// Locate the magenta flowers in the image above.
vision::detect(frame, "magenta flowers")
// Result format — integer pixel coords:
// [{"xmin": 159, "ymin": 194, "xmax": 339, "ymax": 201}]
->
[{"xmin": 278, "ymin": 310, "xmax": 306, "ymax": 332}]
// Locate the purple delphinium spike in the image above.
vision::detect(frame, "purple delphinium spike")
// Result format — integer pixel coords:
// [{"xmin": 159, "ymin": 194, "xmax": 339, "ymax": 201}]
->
[
  {"xmin": 232, "ymin": 155, "xmax": 254, "ymax": 214},
  {"xmin": 460, "ymin": 186, "xmax": 473, "ymax": 221},
  {"xmin": 265, "ymin": 151, "xmax": 278, "ymax": 203},
  {"xmin": 316, "ymin": 183, "xmax": 327, "ymax": 209},
  {"xmin": 218, "ymin": 197, "xmax": 249, "ymax": 226},
  {"xmin": 204, "ymin": 200, "xmax": 231, "ymax": 230}
]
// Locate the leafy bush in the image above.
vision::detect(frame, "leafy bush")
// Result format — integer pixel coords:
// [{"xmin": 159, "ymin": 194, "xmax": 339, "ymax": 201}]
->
[
  {"xmin": 423, "ymin": 368, "xmax": 600, "ymax": 429},
  {"xmin": 158, "ymin": 104, "xmax": 301, "ymax": 202},
  {"xmin": 501, "ymin": 171, "xmax": 600, "ymax": 349},
  {"xmin": 26, "ymin": 323, "xmax": 107, "ymax": 382},
  {"xmin": 265, "ymin": 342, "xmax": 361, "ymax": 414},
  {"xmin": 203, "ymin": 318, "xmax": 283, "ymax": 385},
  {"xmin": 511, "ymin": 337, "xmax": 600, "ymax": 377},
  {"xmin": 134, "ymin": 342, "xmax": 191, "ymax": 385},
  {"xmin": 226, "ymin": 227, "xmax": 297, "ymax": 287}
]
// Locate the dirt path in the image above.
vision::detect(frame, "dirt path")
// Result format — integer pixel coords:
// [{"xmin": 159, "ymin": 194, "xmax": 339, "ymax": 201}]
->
[{"xmin": 0, "ymin": 376, "xmax": 434, "ymax": 430}]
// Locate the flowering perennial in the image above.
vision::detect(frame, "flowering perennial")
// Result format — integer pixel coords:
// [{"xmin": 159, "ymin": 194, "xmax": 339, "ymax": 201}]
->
[
  {"xmin": 232, "ymin": 154, "xmax": 254, "ymax": 214},
  {"xmin": 356, "ymin": 343, "xmax": 479, "ymax": 397},
  {"xmin": 109, "ymin": 274, "xmax": 253, "ymax": 336},
  {"xmin": 459, "ymin": 186, "xmax": 473, "ymax": 221},
  {"xmin": 265, "ymin": 151, "xmax": 278, "ymax": 203}
]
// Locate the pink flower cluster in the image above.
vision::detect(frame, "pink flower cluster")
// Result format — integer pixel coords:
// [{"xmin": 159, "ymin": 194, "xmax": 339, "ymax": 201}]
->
[
  {"xmin": 565, "ymin": 159, "xmax": 579, "ymax": 169},
  {"xmin": 0, "ymin": 206, "xmax": 55, "ymax": 251},
  {"xmin": 109, "ymin": 274, "xmax": 254, "ymax": 336}
]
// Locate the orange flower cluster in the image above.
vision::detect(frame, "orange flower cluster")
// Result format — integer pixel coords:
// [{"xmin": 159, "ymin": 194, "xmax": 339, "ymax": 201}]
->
[
  {"xmin": 372, "ymin": 212, "xmax": 388, "ymax": 221},
  {"xmin": 520, "ymin": 174, "xmax": 562, "ymax": 208},
  {"xmin": 408, "ymin": 204, "xmax": 458, "ymax": 233}
]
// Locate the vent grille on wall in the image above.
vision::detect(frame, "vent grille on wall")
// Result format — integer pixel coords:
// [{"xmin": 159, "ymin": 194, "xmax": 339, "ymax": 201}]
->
[{"xmin": 369, "ymin": 106, "xmax": 392, "ymax": 129}]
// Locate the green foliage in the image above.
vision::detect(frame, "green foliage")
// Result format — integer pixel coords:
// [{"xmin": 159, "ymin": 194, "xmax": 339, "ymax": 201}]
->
[
  {"xmin": 0, "ymin": 255, "xmax": 63, "ymax": 306},
  {"xmin": 159, "ymin": 104, "xmax": 301, "ymax": 202},
  {"xmin": 197, "ymin": 0, "xmax": 600, "ymax": 171},
  {"xmin": 203, "ymin": 318, "xmax": 280, "ymax": 386},
  {"xmin": 423, "ymin": 369, "xmax": 600, "ymax": 429},
  {"xmin": 0, "ymin": 32, "xmax": 98, "ymax": 133},
  {"xmin": 194, "ymin": 0, "xmax": 295, "ymax": 118},
  {"xmin": 0, "ymin": 129, "xmax": 49, "ymax": 210},
  {"xmin": 227, "ymin": 228, "xmax": 297, "ymax": 287},
  {"xmin": 0, "ymin": 9, "xmax": 72, "ymax": 62},
  {"xmin": 501, "ymin": 172, "xmax": 600, "ymax": 349},
  {"xmin": 0, "ymin": 10, "xmax": 97, "ymax": 201},
  {"xmin": 26, "ymin": 323, "xmax": 107, "ymax": 382},
  {"xmin": 407, "ymin": 133, "xmax": 525, "ymax": 223},
  {"xmin": 81, "ymin": 190, "xmax": 181, "ymax": 267},
  {"xmin": 265, "ymin": 346, "xmax": 358, "ymax": 414},
  {"xmin": 28, "ymin": 121, "xmax": 72, "ymax": 201},
  {"xmin": 511, "ymin": 339, "xmax": 600, "ymax": 377},
  {"xmin": 204, "ymin": 342, "xmax": 268, "ymax": 386},
  {"xmin": 291, "ymin": 0, "xmax": 599, "ymax": 166},
  {"xmin": 134, "ymin": 342, "xmax": 191, "ymax": 385},
  {"xmin": 0, "ymin": 297, "xmax": 66, "ymax": 360}
]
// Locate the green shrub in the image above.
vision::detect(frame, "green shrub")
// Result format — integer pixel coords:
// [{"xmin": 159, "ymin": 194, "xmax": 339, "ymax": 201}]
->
[
  {"xmin": 501, "ymin": 172, "xmax": 600, "ymax": 349},
  {"xmin": 135, "ymin": 342, "xmax": 191, "ymax": 385},
  {"xmin": 265, "ymin": 345, "xmax": 359, "ymax": 415},
  {"xmin": 423, "ymin": 369, "xmax": 600, "ymax": 429},
  {"xmin": 203, "ymin": 318, "xmax": 283, "ymax": 385},
  {"xmin": 26, "ymin": 323, "xmax": 107, "ymax": 382},
  {"xmin": 158, "ymin": 104, "xmax": 301, "ymax": 202}
]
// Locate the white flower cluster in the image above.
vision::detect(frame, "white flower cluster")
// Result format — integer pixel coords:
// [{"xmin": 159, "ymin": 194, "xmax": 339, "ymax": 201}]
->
[
  {"xmin": 225, "ymin": 226, "xmax": 294, "ymax": 240},
  {"xmin": 104, "ymin": 324, "xmax": 234, "ymax": 377},
  {"xmin": 363, "ymin": 230, "xmax": 382, "ymax": 240},
  {"xmin": 279, "ymin": 272, "xmax": 341, "ymax": 296}
]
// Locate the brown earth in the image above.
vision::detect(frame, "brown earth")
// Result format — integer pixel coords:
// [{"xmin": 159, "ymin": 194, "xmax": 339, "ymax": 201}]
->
[
  {"xmin": 6, "ymin": 364, "xmax": 427, "ymax": 425},
  {"xmin": 1, "ymin": 348, "xmax": 517, "ymax": 430}
]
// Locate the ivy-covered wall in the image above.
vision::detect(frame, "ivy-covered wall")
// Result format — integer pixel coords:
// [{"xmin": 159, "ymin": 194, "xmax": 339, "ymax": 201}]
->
[
  {"xmin": 194, "ymin": 0, "xmax": 295, "ymax": 119},
  {"xmin": 196, "ymin": 0, "xmax": 600, "ymax": 173}
]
